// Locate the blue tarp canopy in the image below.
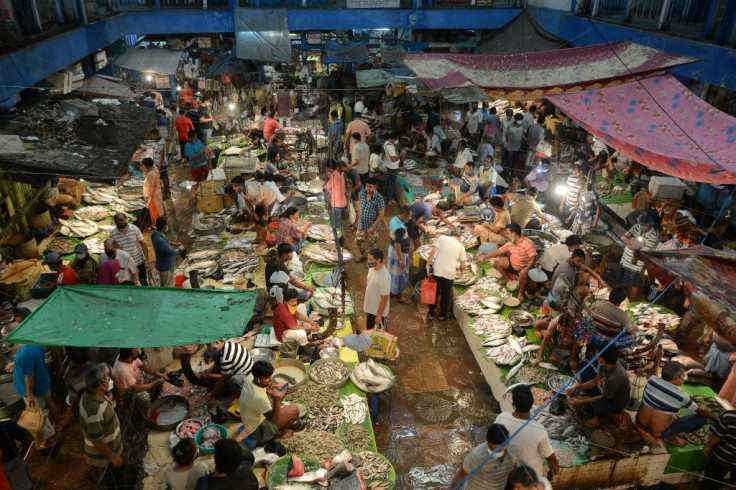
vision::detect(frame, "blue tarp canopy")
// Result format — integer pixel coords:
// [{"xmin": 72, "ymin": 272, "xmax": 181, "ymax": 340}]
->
[{"xmin": 323, "ymin": 41, "xmax": 369, "ymax": 64}]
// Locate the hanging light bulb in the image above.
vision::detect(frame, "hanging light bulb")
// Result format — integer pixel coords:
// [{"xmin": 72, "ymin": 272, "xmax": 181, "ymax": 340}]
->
[
  {"xmin": 228, "ymin": 103, "xmax": 235, "ymax": 110},
  {"xmin": 146, "ymin": 74, "xmax": 153, "ymax": 81},
  {"xmin": 176, "ymin": 85, "xmax": 181, "ymax": 91}
]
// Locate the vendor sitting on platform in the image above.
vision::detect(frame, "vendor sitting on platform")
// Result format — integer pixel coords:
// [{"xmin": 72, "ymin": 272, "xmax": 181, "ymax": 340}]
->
[
  {"xmin": 235, "ymin": 360, "xmax": 302, "ymax": 446},
  {"xmin": 476, "ymin": 223, "xmax": 537, "ymax": 302},
  {"xmin": 507, "ymin": 185, "xmax": 550, "ymax": 230},
  {"xmin": 41, "ymin": 176, "xmax": 76, "ymax": 214},
  {"xmin": 533, "ymin": 312, "xmax": 577, "ymax": 369},
  {"xmin": 112, "ymin": 348, "xmax": 166, "ymax": 409},
  {"xmin": 474, "ymin": 196, "xmax": 509, "ymax": 246},
  {"xmin": 566, "ymin": 347, "xmax": 631, "ymax": 428},
  {"xmin": 204, "ymin": 340, "xmax": 254, "ymax": 401},
  {"xmin": 538, "ymin": 234, "xmax": 583, "ymax": 276},
  {"xmin": 265, "ymin": 243, "xmax": 316, "ymax": 302},
  {"xmin": 273, "ymin": 289, "xmax": 320, "ymax": 346},
  {"xmin": 451, "ymin": 162, "xmax": 480, "ymax": 206},
  {"xmin": 586, "ymin": 287, "xmax": 634, "ymax": 349},
  {"xmin": 636, "ymin": 361, "xmax": 718, "ymax": 446},
  {"xmin": 549, "ymin": 249, "xmax": 607, "ymax": 301}
]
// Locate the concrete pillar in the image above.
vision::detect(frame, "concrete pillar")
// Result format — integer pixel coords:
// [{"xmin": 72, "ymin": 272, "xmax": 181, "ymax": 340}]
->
[
  {"xmin": 658, "ymin": 0, "xmax": 673, "ymax": 30},
  {"xmin": 591, "ymin": 0, "xmax": 601, "ymax": 17},
  {"xmin": 623, "ymin": 0, "xmax": 633, "ymax": 22}
]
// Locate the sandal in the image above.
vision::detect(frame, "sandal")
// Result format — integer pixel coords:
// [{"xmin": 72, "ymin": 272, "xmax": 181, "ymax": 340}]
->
[{"xmin": 396, "ymin": 296, "xmax": 412, "ymax": 305}]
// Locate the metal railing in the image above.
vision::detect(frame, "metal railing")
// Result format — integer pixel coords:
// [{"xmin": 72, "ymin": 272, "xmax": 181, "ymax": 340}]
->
[{"xmin": 593, "ymin": 0, "xmax": 716, "ymax": 36}]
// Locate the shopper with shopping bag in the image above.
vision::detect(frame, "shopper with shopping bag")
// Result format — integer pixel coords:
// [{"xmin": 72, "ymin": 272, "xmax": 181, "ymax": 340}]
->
[{"xmin": 424, "ymin": 228, "xmax": 467, "ymax": 321}]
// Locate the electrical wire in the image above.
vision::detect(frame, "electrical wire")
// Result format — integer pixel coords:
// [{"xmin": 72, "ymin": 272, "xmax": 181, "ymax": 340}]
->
[{"xmin": 453, "ymin": 281, "xmax": 676, "ymax": 489}]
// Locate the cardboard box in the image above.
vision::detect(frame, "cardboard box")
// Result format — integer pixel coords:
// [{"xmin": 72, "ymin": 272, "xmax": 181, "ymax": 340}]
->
[
  {"xmin": 649, "ymin": 176, "xmax": 685, "ymax": 200},
  {"xmin": 196, "ymin": 193, "xmax": 223, "ymax": 213}
]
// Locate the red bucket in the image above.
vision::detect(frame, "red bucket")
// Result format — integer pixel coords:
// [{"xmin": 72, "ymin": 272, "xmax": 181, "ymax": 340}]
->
[{"xmin": 175, "ymin": 274, "xmax": 187, "ymax": 288}]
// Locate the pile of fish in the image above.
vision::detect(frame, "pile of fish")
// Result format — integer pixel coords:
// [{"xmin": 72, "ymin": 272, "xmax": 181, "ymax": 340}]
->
[
  {"xmin": 454, "ymin": 262, "xmax": 481, "ymax": 287},
  {"xmin": 472, "ymin": 314, "xmax": 511, "ymax": 337},
  {"xmin": 629, "ymin": 303, "xmax": 681, "ymax": 331},
  {"xmin": 416, "ymin": 244, "xmax": 434, "ymax": 261},
  {"xmin": 187, "ymin": 249, "xmax": 221, "ymax": 262},
  {"xmin": 184, "ymin": 259, "xmax": 219, "ymax": 277},
  {"xmin": 515, "ymin": 366, "xmax": 549, "ymax": 385},
  {"xmin": 83, "ymin": 235, "xmax": 106, "ymax": 255},
  {"xmin": 47, "ymin": 237, "xmax": 79, "ymax": 255},
  {"xmin": 224, "ymin": 237, "xmax": 253, "ymax": 250},
  {"xmin": 57, "ymin": 218, "xmax": 108, "ymax": 238},
  {"xmin": 303, "ymin": 244, "xmax": 354, "ymax": 264},
  {"xmin": 84, "ymin": 186, "xmax": 146, "ymax": 212},
  {"xmin": 352, "ymin": 360, "xmax": 394, "ymax": 393},
  {"xmin": 176, "ymin": 419, "xmax": 203, "ymax": 438},
  {"xmin": 485, "ymin": 341, "xmax": 521, "ymax": 366},
  {"xmin": 338, "ymin": 424, "xmax": 372, "ymax": 452},
  {"xmin": 356, "ymin": 452, "xmax": 392, "ymax": 482},
  {"xmin": 692, "ymin": 395, "xmax": 725, "ymax": 418},
  {"xmin": 455, "ymin": 277, "xmax": 511, "ymax": 315},
  {"xmin": 282, "ymin": 430, "xmax": 344, "ymax": 462},
  {"xmin": 306, "ymin": 406, "xmax": 344, "ymax": 432},
  {"xmin": 306, "ymin": 224, "xmax": 335, "ymax": 242},
  {"xmin": 73, "ymin": 205, "xmax": 115, "ymax": 221},
  {"xmin": 594, "ymin": 180, "xmax": 627, "ymax": 199},
  {"xmin": 220, "ymin": 255, "xmax": 260, "ymax": 279},
  {"xmin": 194, "ymin": 216, "xmax": 225, "ymax": 235},
  {"xmin": 534, "ymin": 406, "xmax": 586, "ymax": 443},
  {"xmin": 459, "ymin": 230, "xmax": 479, "ymax": 249},
  {"xmin": 684, "ymin": 426, "xmax": 710, "ymax": 446},
  {"xmin": 310, "ymin": 360, "xmax": 350, "ymax": 386},
  {"xmin": 340, "ymin": 394, "xmax": 368, "ymax": 425},
  {"xmin": 291, "ymin": 381, "xmax": 340, "ymax": 409},
  {"xmin": 199, "ymin": 425, "xmax": 222, "ymax": 449},
  {"xmin": 311, "ymin": 287, "xmax": 354, "ymax": 312}
]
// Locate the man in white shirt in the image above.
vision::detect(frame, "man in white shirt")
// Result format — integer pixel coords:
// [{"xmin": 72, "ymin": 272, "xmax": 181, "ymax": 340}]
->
[
  {"xmin": 98, "ymin": 238, "xmax": 139, "ymax": 284},
  {"xmin": 264, "ymin": 174, "xmax": 292, "ymax": 216},
  {"xmin": 466, "ymin": 105, "xmax": 484, "ymax": 141},
  {"xmin": 363, "ymin": 249, "xmax": 391, "ymax": 330},
  {"xmin": 452, "ymin": 140, "xmax": 473, "ymax": 176},
  {"xmin": 350, "ymin": 132, "xmax": 371, "ymax": 185},
  {"xmin": 353, "ymin": 93, "xmax": 365, "ymax": 117},
  {"xmin": 538, "ymin": 234, "xmax": 583, "ymax": 275},
  {"xmin": 495, "ymin": 385, "xmax": 559, "ymax": 480},
  {"xmin": 382, "ymin": 132, "xmax": 405, "ymax": 205},
  {"xmin": 425, "ymin": 229, "xmax": 467, "ymax": 321},
  {"xmin": 522, "ymin": 104, "xmax": 537, "ymax": 132}
]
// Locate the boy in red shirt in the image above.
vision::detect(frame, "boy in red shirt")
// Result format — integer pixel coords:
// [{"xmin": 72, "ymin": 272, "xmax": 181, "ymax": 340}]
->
[{"xmin": 44, "ymin": 252, "xmax": 78, "ymax": 285}]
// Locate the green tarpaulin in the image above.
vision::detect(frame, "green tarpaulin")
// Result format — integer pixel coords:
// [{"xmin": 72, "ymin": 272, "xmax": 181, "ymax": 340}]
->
[{"xmin": 5, "ymin": 286, "xmax": 258, "ymax": 348}]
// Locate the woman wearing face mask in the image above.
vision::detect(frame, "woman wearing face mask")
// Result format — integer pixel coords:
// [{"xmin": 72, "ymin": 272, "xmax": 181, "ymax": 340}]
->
[
  {"xmin": 271, "ymin": 289, "xmax": 319, "ymax": 346},
  {"xmin": 69, "ymin": 243, "xmax": 97, "ymax": 285},
  {"xmin": 142, "ymin": 157, "xmax": 164, "ymax": 228},
  {"xmin": 387, "ymin": 206, "xmax": 413, "ymax": 305},
  {"xmin": 451, "ymin": 423, "xmax": 516, "ymax": 490}
]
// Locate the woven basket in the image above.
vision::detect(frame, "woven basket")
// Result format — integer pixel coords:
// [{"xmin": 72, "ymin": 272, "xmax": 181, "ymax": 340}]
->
[{"xmin": 0, "ymin": 259, "xmax": 43, "ymax": 302}]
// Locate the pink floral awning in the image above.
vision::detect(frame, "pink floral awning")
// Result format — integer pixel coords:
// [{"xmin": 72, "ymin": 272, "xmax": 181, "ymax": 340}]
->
[
  {"xmin": 548, "ymin": 75, "xmax": 736, "ymax": 184},
  {"xmin": 401, "ymin": 41, "xmax": 694, "ymax": 100}
]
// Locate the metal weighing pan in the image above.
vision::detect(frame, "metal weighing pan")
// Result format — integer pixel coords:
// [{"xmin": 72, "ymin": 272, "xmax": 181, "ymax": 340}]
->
[
  {"xmin": 271, "ymin": 358, "xmax": 307, "ymax": 393},
  {"xmin": 308, "ymin": 358, "xmax": 351, "ymax": 389},
  {"xmin": 147, "ymin": 395, "xmax": 190, "ymax": 431}
]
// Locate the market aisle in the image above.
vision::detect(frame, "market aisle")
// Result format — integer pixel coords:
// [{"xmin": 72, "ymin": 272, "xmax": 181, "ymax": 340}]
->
[{"xmin": 345, "ymin": 218, "xmax": 499, "ymax": 490}]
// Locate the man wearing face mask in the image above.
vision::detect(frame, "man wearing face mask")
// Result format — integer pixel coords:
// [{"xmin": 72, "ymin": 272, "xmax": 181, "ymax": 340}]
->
[
  {"xmin": 619, "ymin": 213, "xmax": 658, "ymax": 301},
  {"xmin": 495, "ymin": 385, "xmax": 559, "ymax": 480},
  {"xmin": 387, "ymin": 207, "xmax": 413, "ymax": 306},
  {"xmin": 69, "ymin": 243, "xmax": 97, "ymax": 285},
  {"xmin": 204, "ymin": 340, "xmax": 254, "ymax": 401},
  {"xmin": 364, "ymin": 249, "xmax": 391, "ymax": 330},
  {"xmin": 98, "ymin": 238, "xmax": 138, "ymax": 285},
  {"xmin": 451, "ymin": 423, "xmax": 516, "ymax": 490},
  {"xmin": 151, "ymin": 217, "xmax": 185, "ymax": 288},
  {"xmin": 272, "ymin": 289, "xmax": 320, "ymax": 346},
  {"xmin": 110, "ymin": 214, "xmax": 150, "ymax": 286},
  {"xmin": 453, "ymin": 161, "xmax": 480, "ymax": 207},
  {"xmin": 476, "ymin": 224, "xmax": 537, "ymax": 302},
  {"xmin": 79, "ymin": 364, "xmax": 123, "ymax": 484},
  {"xmin": 112, "ymin": 348, "xmax": 166, "ymax": 409}
]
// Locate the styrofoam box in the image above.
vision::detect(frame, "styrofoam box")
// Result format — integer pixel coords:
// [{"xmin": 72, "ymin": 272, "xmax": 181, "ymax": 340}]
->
[{"xmin": 649, "ymin": 176, "xmax": 685, "ymax": 199}]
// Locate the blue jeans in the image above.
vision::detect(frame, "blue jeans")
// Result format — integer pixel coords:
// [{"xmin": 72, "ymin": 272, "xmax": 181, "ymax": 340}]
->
[
  {"xmin": 385, "ymin": 168, "xmax": 398, "ymax": 203},
  {"xmin": 330, "ymin": 206, "xmax": 345, "ymax": 233},
  {"xmin": 661, "ymin": 414, "xmax": 707, "ymax": 440},
  {"xmin": 591, "ymin": 396, "xmax": 625, "ymax": 417}
]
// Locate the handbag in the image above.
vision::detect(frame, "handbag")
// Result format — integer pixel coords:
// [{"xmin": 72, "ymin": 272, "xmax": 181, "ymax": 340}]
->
[
  {"xmin": 18, "ymin": 400, "xmax": 54, "ymax": 442},
  {"xmin": 420, "ymin": 276, "xmax": 437, "ymax": 305}
]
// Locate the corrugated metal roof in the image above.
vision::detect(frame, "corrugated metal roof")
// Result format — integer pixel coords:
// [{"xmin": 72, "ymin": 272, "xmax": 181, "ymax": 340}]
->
[{"xmin": 113, "ymin": 48, "xmax": 182, "ymax": 75}]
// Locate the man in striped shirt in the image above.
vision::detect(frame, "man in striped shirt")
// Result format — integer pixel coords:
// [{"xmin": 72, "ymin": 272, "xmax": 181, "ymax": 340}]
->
[
  {"xmin": 559, "ymin": 164, "xmax": 584, "ymax": 224},
  {"xmin": 703, "ymin": 410, "xmax": 736, "ymax": 490},
  {"xmin": 451, "ymin": 423, "xmax": 517, "ymax": 490},
  {"xmin": 79, "ymin": 364, "xmax": 123, "ymax": 483},
  {"xmin": 110, "ymin": 214, "xmax": 150, "ymax": 286},
  {"xmin": 204, "ymin": 340, "xmax": 254, "ymax": 400},
  {"xmin": 476, "ymin": 223, "xmax": 537, "ymax": 302},
  {"xmin": 636, "ymin": 361, "xmax": 717, "ymax": 446},
  {"xmin": 619, "ymin": 213, "xmax": 658, "ymax": 301}
]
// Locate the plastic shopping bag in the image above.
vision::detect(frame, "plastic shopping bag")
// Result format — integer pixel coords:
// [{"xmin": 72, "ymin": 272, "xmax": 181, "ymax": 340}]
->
[{"xmin": 421, "ymin": 276, "xmax": 437, "ymax": 305}]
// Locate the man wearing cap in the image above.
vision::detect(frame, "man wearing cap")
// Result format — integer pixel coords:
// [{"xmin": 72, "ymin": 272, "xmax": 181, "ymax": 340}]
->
[
  {"xmin": 69, "ymin": 244, "xmax": 97, "ymax": 285},
  {"xmin": 425, "ymin": 229, "xmax": 467, "ymax": 321},
  {"xmin": 44, "ymin": 252, "xmax": 78, "ymax": 286},
  {"xmin": 538, "ymin": 235, "xmax": 583, "ymax": 276},
  {"xmin": 474, "ymin": 196, "xmax": 509, "ymax": 246},
  {"xmin": 620, "ymin": 214, "xmax": 658, "ymax": 301},
  {"xmin": 477, "ymin": 223, "xmax": 537, "ymax": 302}
]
